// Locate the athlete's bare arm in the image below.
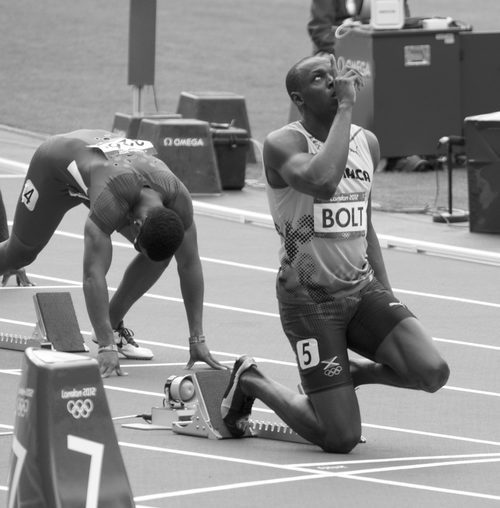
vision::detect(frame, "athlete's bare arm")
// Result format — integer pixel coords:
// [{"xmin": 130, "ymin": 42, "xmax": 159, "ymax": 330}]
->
[
  {"xmin": 174, "ymin": 222, "xmax": 227, "ymax": 370},
  {"xmin": 83, "ymin": 216, "xmax": 125, "ymax": 377},
  {"xmin": 363, "ymin": 128, "xmax": 392, "ymax": 291},
  {"xmin": 264, "ymin": 56, "xmax": 363, "ymax": 199},
  {"xmin": 366, "ymin": 199, "xmax": 392, "ymax": 292},
  {"xmin": 264, "ymin": 129, "xmax": 316, "ymax": 192}
]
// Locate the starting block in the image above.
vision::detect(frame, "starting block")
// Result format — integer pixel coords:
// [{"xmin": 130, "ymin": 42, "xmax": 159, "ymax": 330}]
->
[
  {"xmin": 0, "ymin": 292, "xmax": 87, "ymax": 353},
  {"xmin": 172, "ymin": 370, "xmax": 239, "ymax": 439},
  {"xmin": 32, "ymin": 292, "xmax": 87, "ymax": 352},
  {"xmin": 168, "ymin": 370, "xmax": 312, "ymax": 444},
  {"xmin": 0, "ymin": 333, "xmax": 41, "ymax": 352},
  {"xmin": 7, "ymin": 348, "xmax": 134, "ymax": 507},
  {"xmin": 249, "ymin": 420, "xmax": 310, "ymax": 444},
  {"xmin": 157, "ymin": 370, "xmax": 366, "ymax": 445}
]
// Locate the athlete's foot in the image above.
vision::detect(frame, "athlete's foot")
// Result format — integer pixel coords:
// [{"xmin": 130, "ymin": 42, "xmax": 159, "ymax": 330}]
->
[
  {"xmin": 221, "ymin": 356, "xmax": 257, "ymax": 437},
  {"xmin": 91, "ymin": 322, "xmax": 154, "ymax": 360}
]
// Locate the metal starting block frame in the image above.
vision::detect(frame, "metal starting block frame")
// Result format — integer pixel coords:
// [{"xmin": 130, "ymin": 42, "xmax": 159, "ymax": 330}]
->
[
  {"xmin": 152, "ymin": 406, "xmax": 196, "ymax": 430},
  {"xmin": 248, "ymin": 420, "xmax": 310, "ymax": 444},
  {"xmin": 0, "ymin": 332, "xmax": 43, "ymax": 352},
  {"xmin": 169, "ymin": 370, "xmax": 366, "ymax": 444},
  {"xmin": 123, "ymin": 370, "xmax": 366, "ymax": 445},
  {"xmin": 171, "ymin": 369, "xmax": 240, "ymax": 439},
  {"xmin": 0, "ymin": 292, "xmax": 87, "ymax": 353},
  {"xmin": 169, "ymin": 370, "xmax": 314, "ymax": 444}
]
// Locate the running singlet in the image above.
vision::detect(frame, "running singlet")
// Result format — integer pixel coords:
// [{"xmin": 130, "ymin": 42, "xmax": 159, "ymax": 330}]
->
[
  {"xmin": 266, "ymin": 122, "xmax": 374, "ymax": 304},
  {"xmin": 70, "ymin": 136, "xmax": 182, "ymax": 235},
  {"xmin": 89, "ymin": 156, "xmax": 182, "ymax": 235}
]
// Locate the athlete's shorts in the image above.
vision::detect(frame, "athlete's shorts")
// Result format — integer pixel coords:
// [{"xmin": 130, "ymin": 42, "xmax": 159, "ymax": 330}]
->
[
  {"xmin": 279, "ymin": 278, "xmax": 415, "ymax": 395},
  {"xmin": 11, "ymin": 137, "xmax": 87, "ymax": 249}
]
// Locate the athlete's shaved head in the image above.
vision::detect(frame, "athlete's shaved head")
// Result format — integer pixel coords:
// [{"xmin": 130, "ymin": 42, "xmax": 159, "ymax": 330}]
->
[
  {"xmin": 285, "ymin": 55, "xmax": 327, "ymax": 99},
  {"xmin": 285, "ymin": 56, "xmax": 311, "ymax": 98},
  {"xmin": 135, "ymin": 207, "xmax": 184, "ymax": 261}
]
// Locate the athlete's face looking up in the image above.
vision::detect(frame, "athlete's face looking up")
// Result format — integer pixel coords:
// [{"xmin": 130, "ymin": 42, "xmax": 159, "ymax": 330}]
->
[{"xmin": 296, "ymin": 56, "xmax": 339, "ymax": 114}]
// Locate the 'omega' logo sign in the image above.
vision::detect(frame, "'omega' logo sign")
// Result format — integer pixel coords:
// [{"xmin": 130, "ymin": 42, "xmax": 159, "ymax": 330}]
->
[{"xmin": 162, "ymin": 137, "xmax": 205, "ymax": 147}]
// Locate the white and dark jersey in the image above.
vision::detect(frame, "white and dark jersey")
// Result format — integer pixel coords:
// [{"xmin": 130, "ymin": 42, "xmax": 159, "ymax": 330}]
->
[{"xmin": 266, "ymin": 121, "xmax": 375, "ymax": 304}]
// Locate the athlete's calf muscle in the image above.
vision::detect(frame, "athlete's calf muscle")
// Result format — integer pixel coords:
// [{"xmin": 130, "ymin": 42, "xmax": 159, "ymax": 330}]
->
[{"xmin": 0, "ymin": 233, "xmax": 40, "ymax": 272}]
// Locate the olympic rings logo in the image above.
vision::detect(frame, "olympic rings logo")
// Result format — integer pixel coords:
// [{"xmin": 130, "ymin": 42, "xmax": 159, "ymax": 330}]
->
[
  {"xmin": 16, "ymin": 397, "xmax": 30, "ymax": 418},
  {"xmin": 322, "ymin": 357, "xmax": 343, "ymax": 377},
  {"xmin": 67, "ymin": 399, "xmax": 94, "ymax": 419},
  {"xmin": 324, "ymin": 366, "xmax": 343, "ymax": 377}
]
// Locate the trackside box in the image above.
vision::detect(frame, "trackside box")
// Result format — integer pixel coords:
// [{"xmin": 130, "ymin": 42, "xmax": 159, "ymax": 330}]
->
[
  {"xmin": 464, "ymin": 112, "xmax": 500, "ymax": 234},
  {"xmin": 210, "ymin": 125, "xmax": 249, "ymax": 190},
  {"xmin": 112, "ymin": 112, "xmax": 181, "ymax": 138}
]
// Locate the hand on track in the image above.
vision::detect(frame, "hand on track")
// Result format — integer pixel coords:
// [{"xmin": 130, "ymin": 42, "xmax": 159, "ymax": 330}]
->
[
  {"xmin": 1, "ymin": 268, "xmax": 35, "ymax": 287},
  {"xmin": 185, "ymin": 341, "xmax": 229, "ymax": 370},
  {"xmin": 98, "ymin": 351, "xmax": 128, "ymax": 378}
]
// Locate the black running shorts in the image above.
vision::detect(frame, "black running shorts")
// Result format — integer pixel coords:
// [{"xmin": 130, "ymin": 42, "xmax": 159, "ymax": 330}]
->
[{"xmin": 279, "ymin": 278, "xmax": 415, "ymax": 394}]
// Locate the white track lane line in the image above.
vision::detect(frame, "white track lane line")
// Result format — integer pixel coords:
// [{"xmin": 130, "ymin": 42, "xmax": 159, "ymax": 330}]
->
[{"xmin": 117, "ymin": 442, "xmax": 500, "ymax": 503}]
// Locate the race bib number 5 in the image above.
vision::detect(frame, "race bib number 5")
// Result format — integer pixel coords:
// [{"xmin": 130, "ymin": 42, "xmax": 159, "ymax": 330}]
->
[
  {"xmin": 21, "ymin": 179, "xmax": 39, "ymax": 212},
  {"xmin": 296, "ymin": 338, "xmax": 320, "ymax": 370},
  {"xmin": 314, "ymin": 192, "xmax": 367, "ymax": 239}
]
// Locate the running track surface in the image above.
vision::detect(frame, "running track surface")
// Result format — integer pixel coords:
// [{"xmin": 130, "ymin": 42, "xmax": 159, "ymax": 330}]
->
[{"xmin": 1, "ymin": 168, "xmax": 499, "ymax": 507}]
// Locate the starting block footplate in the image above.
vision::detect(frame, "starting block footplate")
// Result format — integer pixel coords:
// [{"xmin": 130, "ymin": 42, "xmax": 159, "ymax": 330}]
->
[{"xmin": 0, "ymin": 292, "xmax": 87, "ymax": 353}]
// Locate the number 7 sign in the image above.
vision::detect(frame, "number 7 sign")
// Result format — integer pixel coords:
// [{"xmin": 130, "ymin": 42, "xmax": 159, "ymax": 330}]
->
[{"xmin": 7, "ymin": 348, "xmax": 134, "ymax": 508}]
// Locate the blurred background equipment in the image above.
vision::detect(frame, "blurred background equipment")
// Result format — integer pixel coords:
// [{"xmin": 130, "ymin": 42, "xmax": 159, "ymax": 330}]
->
[
  {"xmin": 464, "ymin": 112, "xmax": 500, "ymax": 234},
  {"xmin": 432, "ymin": 135, "xmax": 469, "ymax": 224},
  {"xmin": 128, "ymin": 0, "xmax": 156, "ymax": 115},
  {"xmin": 138, "ymin": 118, "xmax": 223, "ymax": 195}
]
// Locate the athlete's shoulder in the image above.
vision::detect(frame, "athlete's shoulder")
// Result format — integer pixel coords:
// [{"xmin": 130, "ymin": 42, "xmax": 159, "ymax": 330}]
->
[
  {"xmin": 265, "ymin": 122, "xmax": 309, "ymax": 154},
  {"xmin": 266, "ymin": 121, "xmax": 304, "ymax": 139},
  {"xmin": 359, "ymin": 128, "xmax": 377, "ymax": 145}
]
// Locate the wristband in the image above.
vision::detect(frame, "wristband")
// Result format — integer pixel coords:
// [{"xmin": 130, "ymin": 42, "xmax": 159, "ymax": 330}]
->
[
  {"xmin": 188, "ymin": 334, "xmax": 206, "ymax": 345},
  {"xmin": 98, "ymin": 344, "xmax": 119, "ymax": 353}
]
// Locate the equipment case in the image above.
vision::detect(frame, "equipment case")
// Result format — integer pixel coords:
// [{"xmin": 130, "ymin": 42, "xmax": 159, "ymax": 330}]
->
[{"xmin": 210, "ymin": 125, "xmax": 249, "ymax": 190}]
